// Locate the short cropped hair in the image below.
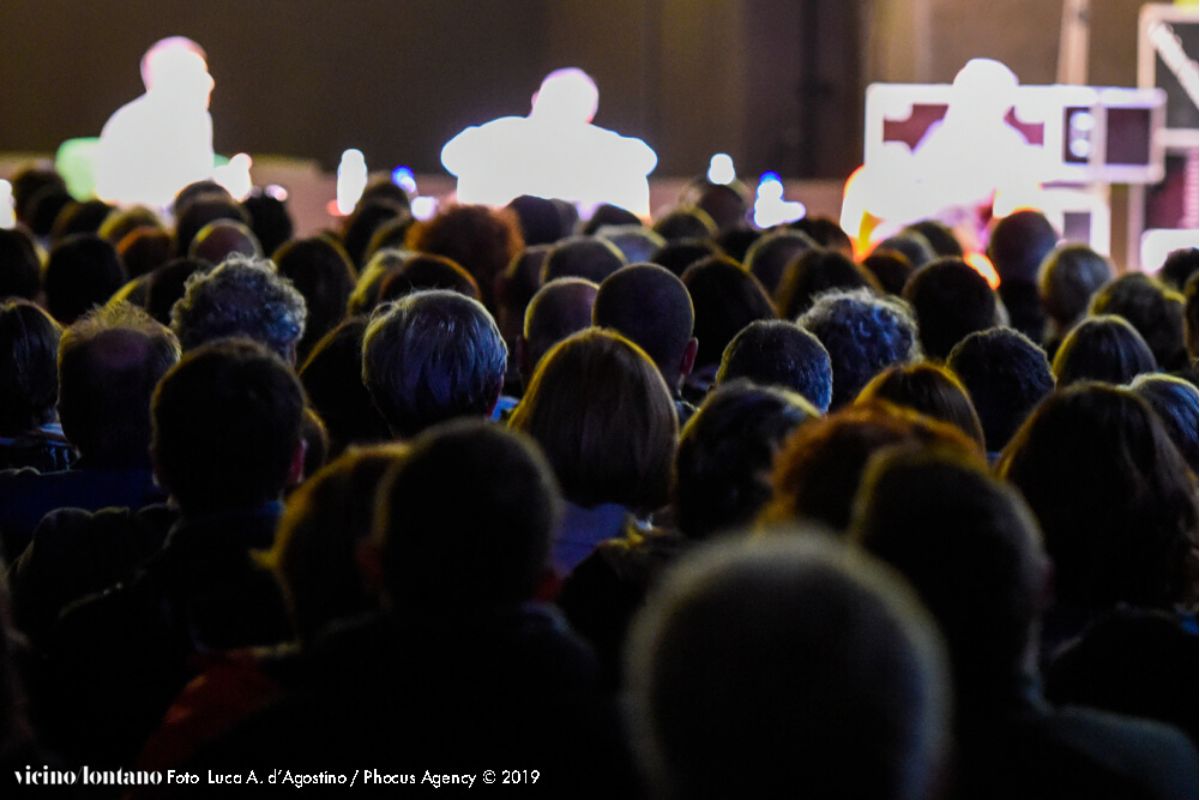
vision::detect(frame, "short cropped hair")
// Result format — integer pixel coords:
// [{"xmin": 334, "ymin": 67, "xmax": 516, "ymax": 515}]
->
[
  {"xmin": 682, "ymin": 256, "xmax": 776, "ymax": 369},
  {"xmin": 44, "ymin": 234, "xmax": 127, "ymax": 324},
  {"xmin": 510, "ymin": 328, "xmax": 677, "ymax": 511},
  {"xmin": 744, "ymin": 230, "xmax": 817, "ymax": 296},
  {"xmin": 856, "ymin": 362, "xmax": 986, "ymax": 450},
  {"xmin": 776, "ymin": 249, "xmax": 876, "ymax": 319},
  {"xmin": 171, "ymin": 256, "xmax": 307, "ymax": 361},
  {"xmin": 1052, "ymin": 315, "xmax": 1156, "ymax": 387},
  {"xmin": 903, "ymin": 258, "xmax": 998, "ymax": 360},
  {"xmin": 988, "ymin": 210, "xmax": 1058, "ymax": 284},
  {"xmin": 593, "ymin": 264, "xmax": 694, "ymax": 388},
  {"xmin": 58, "ymin": 302, "xmax": 180, "ymax": 465},
  {"xmin": 0, "ymin": 301, "xmax": 61, "ymax": 434},
  {"xmin": 674, "ymin": 381, "xmax": 817, "ymax": 539},
  {"xmin": 799, "ymin": 288, "xmax": 920, "ymax": 409},
  {"xmin": 523, "ymin": 278, "xmax": 598, "ymax": 377},
  {"xmin": 362, "ymin": 290, "xmax": 506, "ymax": 438},
  {"xmin": 627, "ymin": 534, "xmax": 948, "ymax": 800},
  {"xmin": 1038, "ymin": 244, "xmax": 1113, "ymax": 327},
  {"xmin": 716, "ymin": 319, "xmax": 833, "ymax": 412},
  {"xmin": 1130, "ymin": 373, "xmax": 1199, "ymax": 474},
  {"xmin": 1090, "ymin": 273, "xmax": 1188, "ymax": 372},
  {"xmin": 375, "ymin": 421, "xmax": 560, "ymax": 611},
  {"xmin": 947, "ymin": 328, "xmax": 1054, "ymax": 453},
  {"xmin": 998, "ymin": 383, "xmax": 1198, "ymax": 611},
  {"xmin": 152, "ymin": 339, "xmax": 304, "ymax": 514},
  {"xmin": 377, "ymin": 254, "xmax": 480, "ymax": 303},
  {"xmin": 540, "ymin": 236, "xmax": 627, "ymax": 285}
]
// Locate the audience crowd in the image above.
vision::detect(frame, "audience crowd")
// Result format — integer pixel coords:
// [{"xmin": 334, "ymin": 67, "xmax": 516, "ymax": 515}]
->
[{"xmin": 0, "ymin": 163, "xmax": 1196, "ymax": 798}]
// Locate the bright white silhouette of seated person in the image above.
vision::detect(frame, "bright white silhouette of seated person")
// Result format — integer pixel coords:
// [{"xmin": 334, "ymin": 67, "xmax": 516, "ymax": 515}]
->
[
  {"xmin": 441, "ymin": 68, "xmax": 658, "ymax": 217},
  {"xmin": 846, "ymin": 59, "xmax": 1042, "ymax": 250},
  {"xmin": 95, "ymin": 36, "xmax": 216, "ymax": 211}
]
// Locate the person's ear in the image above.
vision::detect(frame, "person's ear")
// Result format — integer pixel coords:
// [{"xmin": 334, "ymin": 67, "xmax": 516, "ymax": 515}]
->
[
  {"xmin": 286, "ymin": 439, "xmax": 308, "ymax": 487},
  {"xmin": 679, "ymin": 337, "xmax": 699, "ymax": 383}
]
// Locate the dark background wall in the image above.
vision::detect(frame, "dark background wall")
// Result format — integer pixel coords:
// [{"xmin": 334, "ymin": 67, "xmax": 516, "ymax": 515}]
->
[
  {"xmin": 0, "ymin": 0, "xmax": 864, "ymax": 179},
  {"xmin": 0, "ymin": 1, "xmax": 1145, "ymax": 179}
]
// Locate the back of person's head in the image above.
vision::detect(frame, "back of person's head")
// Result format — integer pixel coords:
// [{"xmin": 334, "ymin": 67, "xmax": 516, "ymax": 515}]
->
[
  {"xmin": 1130, "ymin": 373, "xmax": 1199, "ymax": 475},
  {"xmin": 947, "ymin": 328, "xmax": 1054, "ymax": 453},
  {"xmin": 692, "ymin": 183, "xmax": 749, "ymax": 233},
  {"xmin": 98, "ymin": 205, "xmax": 162, "ymax": 247},
  {"xmin": 144, "ymin": 257, "xmax": 206, "ymax": 325},
  {"xmin": 583, "ymin": 203, "xmax": 643, "ymax": 236},
  {"xmin": 856, "ymin": 362, "xmax": 986, "ymax": 450},
  {"xmin": 713, "ymin": 226, "xmax": 761, "ymax": 263},
  {"xmin": 44, "ymin": 234, "xmax": 127, "ymax": 324},
  {"xmin": 0, "ymin": 228, "xmax": 40, "ymax": 301},
  {"xmin": 1038, "ymin": 244, "xmax": 1113, "ymax": 327},
  {"xmin": 240, "ymin": 189, "xmax": 295, "ymax": 258},
  {"xmin": 875, "ymin": 232, "xmax": 936, "ymax": 270},
  {"xmin": 271, "ymin": 442, "xmax": 407, "ymax": 640},
  {"xmin": 273, "ymin": 236, "xmax": 356, "ymax": 361},
  {"xmin": 507, "ymin": 195, "xmax": 569, "ymax": 245},
  {"xmin": 903, "ymin": 257, "xmax": 998, "ymax": 360},
  {"xmin": 649, "ymin": 239, "xmax": 718, "ymax": 277},
  {"xmin": 374, "ymin": 421, "xmax": 560, "ymax": 613},
  {"xmin": 776, "ymin": 249, "xmax": 876, "ymax": 318},
  {"xmin": 173, "ymin": 181, "xmax": 231, "ymax": 216},
  {"xmin": 851, "ymin": 447, "xmax": 1047, "ymax": 702},
  {"xmin": 188, "ymin": 219, "xmax": 262, "ymax": 264},
  {"xmin": 540, "ymin": 235, "xmax": 626, "ymax": 285},
  {"xmin": 510, "ymin": 328, "xmax": 676, "ymax": 512},
  {"xmin": 595, "ymin": 225, "xmax": 665, "ymax": 264},
  {"xmin": 998, "ymin": 382, "xmax": 1198, "ymax": 611},
  {"xmin": 50, "ymin": 200, "xmax": 114, "ymax": 243},
  {"xmin": 153, "ymin": 338, "xmax": 304, "ymax": 515},
  {"xmin": 59, "ymin": 302, "xmax": 180, "ymax": 466},
  {"xmin": 521, "ymin": 278, "xmax": 598, "ymax": 382},
  {"xmin": 682, "ymin": 256, "xmax": 776, "ymax": 369},
  {"xmin": 1052, "ymin": 315, "xmax": 1156, "ymax": 387},
  {"xmin": 904, "ymin": 220, "xmax": 963, "ymax": 258},
  {"xmin": 364, "ymin": 217, "xmax": 415, "ymax": 265},
  {"xmin": 0, "ymin": 300, "xmax": 60, "ymax": 435},
  {"xmin": 798, "ymin": 288, "xmax": 919, "ymax": 409},
  {"xmin": 298, "ymin": 316, "xmax": 390, "ymax": 455},
  {"xmin": 716, "ymin": 319, "xmax": 833, "ymax": 412},
  {"xmin": 26, "ymin": 185, "xmax": 73, "ymax": 240},
  {"xmin": 1090, "ymin": 273, "xmax": 1188, "ymax": 372},
  {"xmin": 653, "ymin": 207, "xmax": 717, "ymax": 242},
  {"xmin": 790, "ymin": 216, "xmax": 854, "ymax": 255},
  {"xmin": 341, "ymin": 200, "xmax": 407, "ymax": 269},
  {"xmin": 378, "ymin": 254, "xmax": 480, "ymax": 304},
  {"xmin": 171, "ymin": 255, "xmax": 307, "ymax": 362},
  {"xmin": 594, "ymin": 264, "xmax": 695, "ymax": 393},
  {"xmin": 863, "ymin": 249, "xmax": 916, "ymax": 296},
  {"xmin": 117, "ymin": 227, "xmax": 172, "ymax": 280},
  {"xmin": 988, "ymin": 210, "xmax": 1059, "ymax": 284},
  {"xmin": 406, "ymin": 204, "xmax": 523, "ymax": 309},
  {"xmin": 362, "ymin": 290, "xmax": 506, "ymax": 438},
  {"xmin": 1156, "ymin": 247, "xmax": 1198, "ymax": 291},
  {"xmin": 763, "ymin": 401, "xmax": 982, "ymax": 532},
  {"xmin": 627, "ymin": 534, "xmax": 948, "ymax": 800},
  {"xmin": 743, "ymin": 230, "xmax": 817, "ymax": 297},
  {"xmin": 675, "ymin": 381, "xmax": 817, "ymax": 539},
  {"xmin": 173, "ymin": 194, "xmax": 249, "ymax": 258},
  {"xmin": 347, "ymin": 248, "xmax": 408, "ymax": 317},
  {"xmin": 10, "ymin": 164, "xmax": 66, "ymax": 228}
]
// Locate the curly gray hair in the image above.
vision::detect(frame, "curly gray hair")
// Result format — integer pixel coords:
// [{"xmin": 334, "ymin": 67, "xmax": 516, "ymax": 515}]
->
[{"xmin": 171, "ymin": 256, "xmax": 307, "ymax": 361}]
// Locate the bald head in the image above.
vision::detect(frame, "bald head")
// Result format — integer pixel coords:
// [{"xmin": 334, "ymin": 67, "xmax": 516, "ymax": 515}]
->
[
  {"xmin": 521, "ymin": 278, "xmax": 598, "ymax": 382},
  {"xmin": 188, "ymin": 219, "xmax": 262, "ymax": 265},
  {"xmin": 594, "ymin": 263, "xmax": 696, "ymax": 394}
]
